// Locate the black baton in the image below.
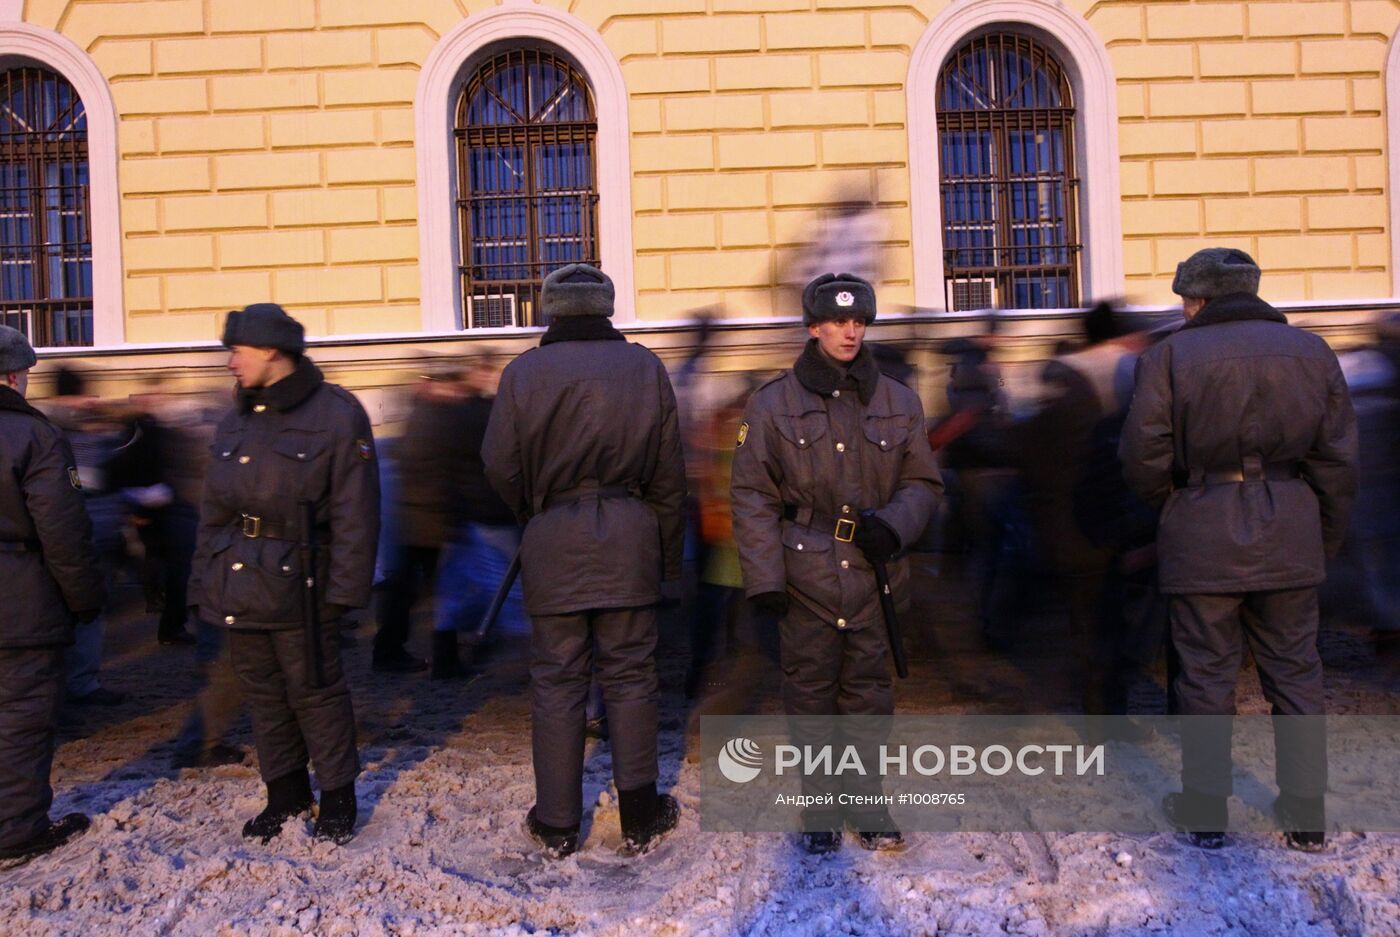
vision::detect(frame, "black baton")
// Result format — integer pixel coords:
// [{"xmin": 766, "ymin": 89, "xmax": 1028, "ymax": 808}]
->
[
  {"xmin": 474, "ymin": 547, "xmax": 522, "ymax": 642},
  {"xmin": 871, "ymin": 558, "xmax": 909, "ymax": 679},
  {"xmin": 298, "ymin": 500, "xmax": 327, "ymax": 689}
]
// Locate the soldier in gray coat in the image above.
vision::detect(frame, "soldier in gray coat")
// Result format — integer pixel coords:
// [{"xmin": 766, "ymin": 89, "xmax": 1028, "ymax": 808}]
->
[
  {"xmin": 1121, "ymin": 249, "xmax": 1358, "ymax": 851},
  {"xmin": 0, "ymin": 326, "xmax": 105, "ymax": 866},
  {"xmin": 189, "ymin": 304, "xmax": 379, "ymax": 845},
  {"xmin": 483, "ymin": 264, "xmax": 686, "ymax": 859},
  {"xmin": 730, "ymin": 274, "xmax": 942, "ymax": 854}
]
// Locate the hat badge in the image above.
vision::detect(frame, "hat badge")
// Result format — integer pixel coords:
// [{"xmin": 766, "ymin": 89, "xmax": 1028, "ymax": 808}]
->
[{"xmin": 835, "ymin": 290, "xmax": 855, "ymax": 307}]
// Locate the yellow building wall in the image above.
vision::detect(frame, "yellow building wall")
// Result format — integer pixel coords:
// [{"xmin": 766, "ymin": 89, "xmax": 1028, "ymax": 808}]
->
[{"xmin": 18, "ymin": 0, "xmax": 1400, "ymax": 345}]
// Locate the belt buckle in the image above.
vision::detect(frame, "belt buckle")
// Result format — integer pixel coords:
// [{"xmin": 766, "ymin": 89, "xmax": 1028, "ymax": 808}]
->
[
  {"xmin": 241, "ymin": 514, "xmax": 262, "ymax": 538},
  {"xmin": 835, "ymin": 518, "xmax": 856, "ymax": 543}
]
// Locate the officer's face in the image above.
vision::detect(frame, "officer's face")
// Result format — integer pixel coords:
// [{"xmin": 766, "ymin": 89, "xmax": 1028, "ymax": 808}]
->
[
  {"xmin": 808, "ymin": 317, "xmax": 866, "ymax": 364},
  {"xmin": 227, "ymin": 344, "xmax": 278, "ymax": 389}
]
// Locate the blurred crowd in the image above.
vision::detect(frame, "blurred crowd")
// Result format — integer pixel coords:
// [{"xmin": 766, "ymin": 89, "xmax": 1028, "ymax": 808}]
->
[{"xmin": 36, "ymin": 300, "xmax": 1400, "ymax": 750}]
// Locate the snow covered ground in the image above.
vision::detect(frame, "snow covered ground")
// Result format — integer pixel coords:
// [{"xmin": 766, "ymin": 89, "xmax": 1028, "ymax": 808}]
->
[{"xmin": 2, "ymin": 559, "xmax": 1398, "ymax": 936}]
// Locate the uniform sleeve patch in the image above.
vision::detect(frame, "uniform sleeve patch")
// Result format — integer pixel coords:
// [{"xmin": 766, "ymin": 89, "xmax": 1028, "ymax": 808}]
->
[
  {"xmin": 68, "ymin": 466, "xmax": 83, "ymax": 490},
  {"xmin": 356, "ymin": 438, "xmax": 373, "ymax": 462},
  {"xmin": 736, "ymin": 421, "xmax": 749, "ymax": 448}
]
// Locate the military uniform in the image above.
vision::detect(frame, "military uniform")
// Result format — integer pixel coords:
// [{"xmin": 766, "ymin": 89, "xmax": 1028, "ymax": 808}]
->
[
  {"xmin": 190, "ymin": 305, "xmax": 378, "ymax": 842},
  {"xmin": 1121, "ymin": 249, "xmax": 1357, "ymax": 847},
  {"xmin": 0, "ymin": 326, "xmax": 104, "ymax": 862},
  {"xmin": 483, "ymin": 264, "xmax": 685, "ymax": 856},
  {"xmin": 730, "ymin": 275, "xmax": 942, "ymax": 840}
]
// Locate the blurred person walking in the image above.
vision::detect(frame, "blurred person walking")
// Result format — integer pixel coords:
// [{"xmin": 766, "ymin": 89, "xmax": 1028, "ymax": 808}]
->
[
  {"xmin": 1121, "ymin": 249, "xmax": 1358, "ymax": 851},
  {"xmin": 483, "ymin": 264, "xmax": 686, "ymax": 859},
  {"xmin": 0, "ymin": 326, "xmax": 105, "ymax": 866},
  {"xmin": 189, "ymin": 304, "xmax": 379, "ymax": 844}
]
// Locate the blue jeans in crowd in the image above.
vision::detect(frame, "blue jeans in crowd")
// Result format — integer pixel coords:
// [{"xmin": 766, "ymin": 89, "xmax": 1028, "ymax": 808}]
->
[{"xmin": 434, "ymin": 523, "xmax": 525, "ymax": 637}]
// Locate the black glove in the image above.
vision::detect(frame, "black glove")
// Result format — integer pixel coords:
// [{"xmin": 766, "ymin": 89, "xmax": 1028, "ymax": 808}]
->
[
  {"xmin": 750, "ymin": 591, "xmax": 789, "ymax": 617},
  {"xmin": 73, "ymin": 608, "xmax": 101, "ymax": 625},
  {"xmin": 853, "ymin": 514, "xmax": 900, "ymax": 565}
]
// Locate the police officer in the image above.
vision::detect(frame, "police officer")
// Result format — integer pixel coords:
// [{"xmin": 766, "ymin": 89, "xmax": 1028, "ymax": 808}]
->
[
  {"xmin": 188, "ymin": 304, "xmax": 379, "ymax": 845},
  {"xmin": 730, "ymin": 274, "xmax": 942, "ymax": 854},
  {"xmin": 0, "ymin": 326, "xmax": 105, "ymax": 866},
  {"xmin": 483, "ymin": 264, "xmax": 686, "ymax": 859},
  {"xmin": 1121, "ymin": 249, "xmax": 1358, "ymax": 851}
]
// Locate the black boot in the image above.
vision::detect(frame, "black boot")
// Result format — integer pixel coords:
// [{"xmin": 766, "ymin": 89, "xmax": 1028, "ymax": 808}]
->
[
  {"xmin": 242, "ymin": 769, "xmax": 314, "ymax": 843},
  {"xmin": 313, "ymin": 782, "xmax": 358, "ymax": 844},
  {"xmin": 525, "ymin": 807, "xmax": 580, "ymax": 859},
  {"xmin": 431, "ymin": 631, "xmax": 465, "ymax": 680},
  {"xmin": 0, "ymin": 814, "xmax": 90, "ymax": 866},
  {"xmin": 618, "ymin": 784, "xmax": 680, "ymax": 857},
  {"xmin": 1162, "ymin": 789, "xmax": 1227, "ymax": 849},
  {"xmin": 1274, "ymin": 792, "xmax": 1326, "ymax": 852}
]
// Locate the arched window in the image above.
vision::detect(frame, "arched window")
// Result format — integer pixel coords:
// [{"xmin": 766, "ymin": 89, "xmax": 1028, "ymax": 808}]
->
[
  {"xmin": 937, "ymin": 33, "xmax": 1080, "ymax": 311},
  {"xmin": 0, "ymin": 65, "xmax": 91, "ymax": 345},
  {"xmin": 454, "ymin": 47, "xmax": 598, "ymax": 328}
]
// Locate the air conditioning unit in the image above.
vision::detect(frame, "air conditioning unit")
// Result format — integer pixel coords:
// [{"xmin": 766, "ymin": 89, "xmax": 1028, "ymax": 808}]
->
[
  {"xmin": 950, "ymin": 278, "xmax": 996, "ymax": 312},
  {"xmin": 467, "ymin": 293, "xmax": 517, "ymax": 329}
]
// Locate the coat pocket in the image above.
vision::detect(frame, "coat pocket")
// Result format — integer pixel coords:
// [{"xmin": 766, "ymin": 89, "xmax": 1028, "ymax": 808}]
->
[
  {"xmin": 862, "ymin": 414, "xmax": 910, "ymax": 453},
  {"xmin": 774, "ymin": 413, "xmax": 828, "ymax": 451},
  {"xmin": 781, "ymin": 520, "xmax": 838, "ymax": 616}
]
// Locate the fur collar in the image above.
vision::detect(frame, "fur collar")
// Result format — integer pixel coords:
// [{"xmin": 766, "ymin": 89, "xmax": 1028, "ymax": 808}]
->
[
  {"xmin": 1180, "ymin": 292, "xmax": 1288, "ymax": 331},
  {"xmin": 0, "ymin": 385, "xmax": 46, "ymax": 420},
  {"xmin": 237, "ymin": 356, "xmax": 324, "ymax": 413},
  {"xmin": 539, "ymin": 315, "xmax": 627, "ymax": 346},
  {"xmin": 793, "ymin": 339, "xmax": 880, "ymax": 405}
]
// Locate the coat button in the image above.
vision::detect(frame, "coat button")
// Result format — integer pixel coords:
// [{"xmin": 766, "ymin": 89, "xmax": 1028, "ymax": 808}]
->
[
  {"xmin": 253, "ymin": 404, "xmax": 267, "ymax": 413},
  {"xmin": 832, "ymin": 390, "xmax": 841, "ymax": 398},
  {"xmin": 231, "ymin": 562, "xmax": 243, "ymax": 571},
  {"xmin": 836, "ymin": 443, "xmax": 845, "ymax": 452},
  {"xmin": 297, "ymin": 453, "xmax": 306, "ymax": 460},
  {"xmin": 796, "ymin": 543, "xmax": 804, "ymax": 551},
  {"xmin": 836, "ymin": 618, "xmax": 847, "ymax": 628},
  {"xmin": 842, "ymin": 504, "xmax": 851, "ymax": 514},
  {"xmin": 221, "ymin": 451, "xmax": 231, "ymax": 458},
  {"xmin": 880, "ymin": 440, "xmax": 888, "ymax": 448},
  {"xmin": 224, "ymin": 615, "xmax": 235, "ymax": 625},
  {"xmin": 799, "ymin": 438, "xmax": 806, "ymax": 446},
  {"xmin": 282, "ymin": 565, "xmax": 292, "ymax": 572},
  {"xmin": 238, "ymin": 455, "xmax": 251, "ymax": 464},
  {"xmin": 840, "ymin": 560, "xmax": 849, "ymax": 569}
]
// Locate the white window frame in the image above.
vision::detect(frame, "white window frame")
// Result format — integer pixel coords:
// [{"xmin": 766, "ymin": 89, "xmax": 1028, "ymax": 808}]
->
[
  {"xmin": 0, "ymin": 16, "xmax": 123, "ymax": 346},
  {"xmin": 907, "ymin": 0, "xmax": 1124, "ymax": 312},
  {"xmin": 415, "ymin": 3, "xmax": 635, "ymax": 330}
]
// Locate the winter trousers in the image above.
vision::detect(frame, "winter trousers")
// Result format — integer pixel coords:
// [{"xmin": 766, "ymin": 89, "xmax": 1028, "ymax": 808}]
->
[
  {"xmin": 0, "ymin": 647, "xmax": 66, "ymax": 850},
  {"xmin": 779, "ymin": 605, "xmax": 895, "ymax": 832},
  {"xmin": 529, "ymin": 606, "xmax": 659, "ymax": 829},
  {"xmin": 229, "ymin": 624, "xmax": 358, "ymax": 790},
  {"xmin": 1170, "ymin": 588, "xmax": 1326, "ymax": 800}
]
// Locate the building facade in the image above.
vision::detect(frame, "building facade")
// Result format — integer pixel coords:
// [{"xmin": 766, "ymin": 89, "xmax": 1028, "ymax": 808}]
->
[{"xmin": 1, "ymin": 0, "xmax": 1396, "ymax": 400}]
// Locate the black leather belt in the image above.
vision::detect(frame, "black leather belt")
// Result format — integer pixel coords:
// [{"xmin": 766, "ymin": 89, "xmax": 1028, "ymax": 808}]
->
[
  {"xmin": 782, "ymin": 504, "xmax": 860, "ymax": 543},
  {"xmin": 0, "ymin": 539, "xmax": 40, "ymax": 553},
  {"xmin": 237, "ymin": 513, "xmax": 300, "ymax": 540},
  {"xmin": 1182, "ymin": 460, "xmax": 1301, "ymax": 487},
  {"xmin": 541, "ymin": 484, "xmax": 636, "ymax": 511}
]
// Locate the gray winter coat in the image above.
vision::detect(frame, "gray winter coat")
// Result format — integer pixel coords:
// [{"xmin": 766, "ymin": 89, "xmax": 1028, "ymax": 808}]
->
[
  {"xmin": 0, "ymin": 387, "xmax": 105, "ymax": 648},
  {"xmin": 730, "ymin": 342, "xmax": 943, "ymax": 630},
  {"xmin": 189, "ymin": 359, "xmax": 380, "ymax": 629},
  {"xmin": 482, "ymin": 323, "xmax": 686, "ymax": 616},
  {"xmin": 1120, "ymin": 293, "xmax": 1358, "ymax": 594}
]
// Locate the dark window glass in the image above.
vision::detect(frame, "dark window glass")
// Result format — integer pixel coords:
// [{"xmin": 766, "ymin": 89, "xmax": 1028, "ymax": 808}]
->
[
  {"xmin": 455, "ymin": 48, "xmax": 599, "ymax": 328},
  {"xmin": 0, "ymin": 66, "xmax": 92, "ymax": 346},
  {"xmin": 937, "ymin": 34, "xmax": 1081, "ymax": 311}
]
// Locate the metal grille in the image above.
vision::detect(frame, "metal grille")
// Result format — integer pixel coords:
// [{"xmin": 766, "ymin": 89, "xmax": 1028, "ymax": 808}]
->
[
  {"xmin": 937, "ymin": 33, "xmax": 1081, "ymax": 312},
  {"xmin": 0, "ymin": 67, "xmax": 93, "ymax": 347},
  {"xmin": 454, "ymin": 48, "xmax": 599, "ymax": 328}
]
